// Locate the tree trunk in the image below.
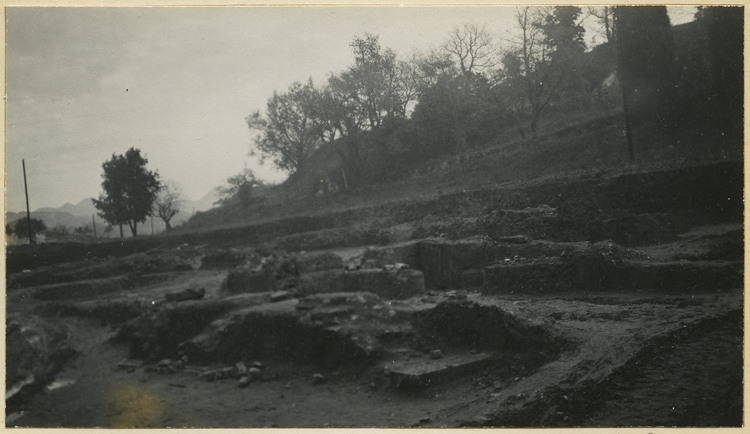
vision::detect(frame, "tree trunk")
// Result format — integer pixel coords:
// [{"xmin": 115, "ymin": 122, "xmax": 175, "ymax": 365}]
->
[
  {"xmin": 127, "ymin": 220, "xmax": 138, "ymax": 237},
  {"xmin": 530, "ymin": 110, "xmax": 541, "ymax": 134},
  {"xmin": 165, "ymin": 220, "xmax": 172, "ymax": 232},
  {"xmin": 119, "ymin": 224, "xmax": 124, "ymax": 238}
]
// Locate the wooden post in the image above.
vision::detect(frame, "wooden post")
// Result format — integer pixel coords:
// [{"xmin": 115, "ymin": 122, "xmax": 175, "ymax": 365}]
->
[
  {"xmin": 341, "ymin": 167, "xmax": 349, "ymax": 190},
  {"xmin": 614, "ymin": 7, "xmax": 635, "ymax": 162},
  {"xmin": 22, "ymin": 159, "xmax": 34, "ymax": 244}
]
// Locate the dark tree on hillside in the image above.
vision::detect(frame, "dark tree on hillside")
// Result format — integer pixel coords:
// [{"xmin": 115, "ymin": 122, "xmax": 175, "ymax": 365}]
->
[
  {"xmin": 13, "ymin": 218, "xmax": 46, "ymax": 240},
  {"xmin": 216, "ymin": 168, "xmax": 261, "ymax": 208},
  {"xmin": 614, "ymin": 6, "xmax": 676, "ymax": 126},
  {"xmin": 700, "ymin": 6, "xmax": 744, "ymax": 133},
  {"xmin": 506, "ymin": 6, "xmax": 586, "ymax": 133},
  {"xmin": 311, "ymin": 34, "xmax": 417, "ymax": 187},
  {"xmin": 92, "ymin": 148, "xmax": 161, "ymax": 237},
  {"xmin": 587, "ymin": 6, "xmax": 615, "ymax": 43},
  {"xmin": 411, "ymin": 72, "xmax": 502, "ymax": 154}
]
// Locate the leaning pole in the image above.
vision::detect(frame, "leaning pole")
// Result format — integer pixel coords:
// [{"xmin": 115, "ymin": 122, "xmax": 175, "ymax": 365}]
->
[{"xmin": 22, "ymin": 159, "xmax": 34, "ymax": 244}]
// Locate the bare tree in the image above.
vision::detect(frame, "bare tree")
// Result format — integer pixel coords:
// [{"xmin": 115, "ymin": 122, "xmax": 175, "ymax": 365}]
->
[
  {"xmin": 587, "ymin": 6, "xmax": 614, "ymax": 43},
  {"xmin": 505, "ymin": 6, "xmax": 586, "ymax": 133},
  {"xmin": 443, "ymin": 23, "xmax": 497, "ymax": 76},
  {"xmin": 215, "ymin": 168, "xmax": 261, "ymax": 207},
  {"xmin": 154, "ymin": 181, "xmax": 182, "ymax": 232},
  {"xmin": 515, "ymin": 6, "xmax": 555, "ymax": 133}
]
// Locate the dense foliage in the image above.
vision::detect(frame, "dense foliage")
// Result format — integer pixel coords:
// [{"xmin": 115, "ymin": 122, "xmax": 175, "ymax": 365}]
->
[
  {"xmin": 9, "ymin": 217, "xmax": 46, "ymax": 242},
  {"xmin": 92, "ymin": 148, "xmax": 161, "ymax": 237},
  {"xmin": 244, "ymin": 6, "xmax": 742, "ymax": 191},
  {"xmin": 216, "ymin": 168, "xmax": 263, "ymax": 208}
]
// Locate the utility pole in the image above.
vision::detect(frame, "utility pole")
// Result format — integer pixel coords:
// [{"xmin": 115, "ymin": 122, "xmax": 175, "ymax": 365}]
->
[{"xmin": 22, "ymin": 159, "xmax": 34, "ymax": 244}]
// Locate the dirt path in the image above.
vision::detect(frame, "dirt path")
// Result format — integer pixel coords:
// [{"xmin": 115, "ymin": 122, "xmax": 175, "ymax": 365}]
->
[
  {"xmin": 579, "ymin": 311, "xmax": 743, "ymax": 427},
  {"xmin": 8, "ymin": 291, "xmax": 742, "ymax": 428}
]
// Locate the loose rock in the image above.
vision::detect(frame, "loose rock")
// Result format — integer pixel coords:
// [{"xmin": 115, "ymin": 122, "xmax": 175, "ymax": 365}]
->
[
  {"xmin": 248, "ymin": 367, "xmax": 262, "ymax": 380},
  {"xmin": 238, "ymin": 376, "xmax": 250, "ymax": 388},
  {"xmin": 312, "ymin": 373, "xmax": 327, "ymax": 385},
  {"xmin": 165, "ymin": 287, "xmax": 206, "ymax": 302},
  {"xmin": 236, "ymin": 362, "xmax": 248, "ymax": 376},
  {"xmin": 499, "ymin": 235, "xmax": 530, "ymax": 244},
  {"xmin": 270, "ymin": 291, "xmax": 292, "ymax": 302}
]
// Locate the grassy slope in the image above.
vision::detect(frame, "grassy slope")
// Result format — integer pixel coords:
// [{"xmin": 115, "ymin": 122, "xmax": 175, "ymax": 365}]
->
[{"xmin": 178, "ymin": 105, "xmax": 742, "ymax": 235}]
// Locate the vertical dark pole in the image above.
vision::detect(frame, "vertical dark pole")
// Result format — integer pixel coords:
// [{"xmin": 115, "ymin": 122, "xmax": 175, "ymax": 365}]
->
[
  {"xmin": 151, "ymin": 216, "xmax": 154, "ymax": 235},
  {"xmin": 614, "ymin": 7, "xmax": 636, "ymax": 162},
  {"xmin": 22, "ymin": 159, "xmax": 34, "ymax": 244},
  {"xmin": 119, "ymin": 224, "xmax": 124, "ymax": 238},
  {"xmin": 341, "ymin": 167, "xmax": 349, "ymax": 190},
  {"xmin": 92, "ymin": 214, "xmax": 98, "ymax": 240}
]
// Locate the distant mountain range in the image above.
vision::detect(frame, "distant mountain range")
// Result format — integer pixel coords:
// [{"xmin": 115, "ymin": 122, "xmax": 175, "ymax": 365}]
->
[{"xmin": 6, "ymin": 189, "xmax": 220, "ymax": 233}]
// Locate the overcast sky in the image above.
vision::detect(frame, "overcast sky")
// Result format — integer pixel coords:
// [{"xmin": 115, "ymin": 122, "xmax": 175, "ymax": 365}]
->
[{"xmin": 5, "ymin": 6, "xmax": 696, "ymax": 212}]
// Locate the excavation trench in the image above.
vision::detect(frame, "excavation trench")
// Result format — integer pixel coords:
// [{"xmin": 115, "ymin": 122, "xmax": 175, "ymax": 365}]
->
[{"xmin": 109, "ymin": 296, "xmax": 570, "ymax": 392}]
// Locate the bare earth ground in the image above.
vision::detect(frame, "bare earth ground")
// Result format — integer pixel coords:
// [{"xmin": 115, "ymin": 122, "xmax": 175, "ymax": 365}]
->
[{"xmin": 5, "ymin": 162, "xmax": 744, "ymax": 428}]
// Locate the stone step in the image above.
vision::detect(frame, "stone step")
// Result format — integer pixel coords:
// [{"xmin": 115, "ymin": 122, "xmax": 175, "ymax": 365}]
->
[
  {"xmin": 384, "ymin": 352, "xmax": 497, "ymax": 389},
  {"xmin": 297, "ymin": 268, "xmax": 425, "ymax": 300}
]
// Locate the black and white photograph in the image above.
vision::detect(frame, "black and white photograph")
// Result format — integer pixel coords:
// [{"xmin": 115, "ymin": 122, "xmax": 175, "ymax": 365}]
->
[{"xmin": 4, "ymin": 4, "xmax": 744, "ymax": 428}]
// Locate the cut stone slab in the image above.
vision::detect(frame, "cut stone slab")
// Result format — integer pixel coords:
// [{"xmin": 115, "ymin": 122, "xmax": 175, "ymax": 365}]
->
[
  {"xmin": 200, "ymin": 249, "xmax": 249, "ymax": 269},
  {"xmin": 219, "ymin": 268, "xmax": 275, "ymax": 296},
  {"xmin": 415, "ymin": 239, "xmax": 585, "ymax": 289},
  {"xmin": 293, "ymin": 252, "xmax": 343, "ymax": 274},
  {"xmin": 498, "ymin": 235, "xmax": 530, "ymax": 244},
  {"xmin": 483, "ymin": 258, "xmax": 743, "ymax": 294},
  {"xmin": 384, "ymin": 352, "xmax": 496, "ymax": 389},
  {"xmin": 270, "ymin": 290, "xmax": 292, "ymax": 302},
  {"xmin": 359, "ymin": 243, "xmax": 420, "ymax": 269},
  {"xmin": 30, "ymin": 274, "xmax": 168, "ymax": 301},
  {"xmin": 296, "ymin": 268, "xmax": 425, "ymax": 300},
  {"xmin": 165, "ymin": 287, "xmax": 205, "ymax": 302}
]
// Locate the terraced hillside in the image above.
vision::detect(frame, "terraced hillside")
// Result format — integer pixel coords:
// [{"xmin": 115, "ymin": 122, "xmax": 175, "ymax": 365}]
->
[{"xmin": 6, "ymin": 161, "xmax": 743, "ymax": 428}]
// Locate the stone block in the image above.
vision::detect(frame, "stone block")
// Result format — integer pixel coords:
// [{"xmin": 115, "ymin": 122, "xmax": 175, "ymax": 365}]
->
[
  {"xmin": 219, "ymin": 269, "xmax": 276, "ymax": 296},
  {"xmin": 270, "ymin": 290, "xmax": 292, "ymax": 302},
  {"xmin": 297, "ymin": 269, "xmax": 425, "ymax": 300},
  {"xmin": 385, "ymin": 352, "xmax": 496, "ymax": 389},
  {"xmin": 165, "ymin": 287, "xmax": 205, "ymax": 302},
  {"xmin": 293, "ymin": 252, "xmax": 343, "ymax": 274}
]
